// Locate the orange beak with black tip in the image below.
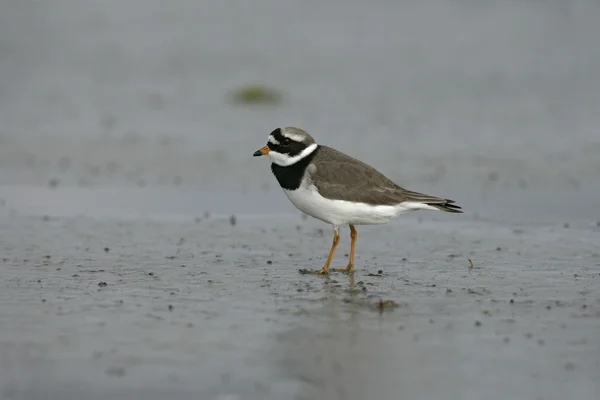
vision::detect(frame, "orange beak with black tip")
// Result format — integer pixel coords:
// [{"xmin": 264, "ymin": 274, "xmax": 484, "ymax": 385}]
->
[{"xmin": 253, "ymin": 145, "xmax": 270, "ymax": 157}]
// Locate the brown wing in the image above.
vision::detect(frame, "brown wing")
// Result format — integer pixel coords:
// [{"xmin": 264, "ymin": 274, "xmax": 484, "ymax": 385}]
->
[
  {"xmin": 308, "ymin": 146, "xmax": 409, "ymax": 205},
  {"xmin": 308, "ymin": 146, "xmax": 462, "ymax": 212}
]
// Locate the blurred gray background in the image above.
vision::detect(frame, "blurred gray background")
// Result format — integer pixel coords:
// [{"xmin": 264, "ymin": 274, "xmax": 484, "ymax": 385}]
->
[
  {"xmin": 1, "ymin": 0, "xmax": 599, "ymax": 220},
  {"xmin": 1, "ymin": 1, "xmax": 600, "ymax": 400}
]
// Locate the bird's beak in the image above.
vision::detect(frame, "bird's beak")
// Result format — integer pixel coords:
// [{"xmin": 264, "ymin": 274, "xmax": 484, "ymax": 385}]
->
[{"xmin": 253, "ymin": 145, "xmax": 270, "ymax": 157}]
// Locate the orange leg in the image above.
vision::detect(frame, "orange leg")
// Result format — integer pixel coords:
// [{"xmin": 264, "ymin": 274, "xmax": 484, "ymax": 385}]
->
[
  {"xmin": 334, "ymin": 225, "xmax": 357, "ymax": 273},
  {"xmin": 310, "ymin": 227, "xmax": 340, "ymax": 274}
]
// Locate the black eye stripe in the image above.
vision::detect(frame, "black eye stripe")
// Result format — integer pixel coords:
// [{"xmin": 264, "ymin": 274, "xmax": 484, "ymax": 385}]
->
[{"xmin": 268, "ymin": 138, "xmax": 306, "ymax": 156}]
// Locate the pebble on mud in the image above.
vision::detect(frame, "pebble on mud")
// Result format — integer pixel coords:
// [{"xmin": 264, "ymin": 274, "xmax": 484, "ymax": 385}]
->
[
  {"xmin": 98, "ymin": 282, "xmax": 107, "ymax": 287},
  {"xmin": 266, "ymin": 260, "xmax": 272, "ymax": 265},
  {"xmin": 564, "ymin": 362, "xmax": 575, "ymax": 371},
  {"xmin": 48, "ymin": 178, "xmax": 60, "ymax": 189},
  {"xmin": 106, "ymin": 366, "xmax": 126, "ymax": 377},
  {"xmin": 376, "ymin": 299, "xmax": 399, "ymax": 311},
  {"xmin": 104, "ymin": 247, "xmax": 110, "ymax": 253}
]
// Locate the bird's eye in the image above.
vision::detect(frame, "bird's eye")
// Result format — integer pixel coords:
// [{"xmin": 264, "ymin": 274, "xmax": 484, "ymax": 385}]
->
[{"xmin": 281, "ymin": 138, "xmax": 291, "ymax": 147}]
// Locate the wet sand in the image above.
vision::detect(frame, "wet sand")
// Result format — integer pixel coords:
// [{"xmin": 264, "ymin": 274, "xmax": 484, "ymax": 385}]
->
[
  {"xmin": 1, "ymin": 186, "xmax": 599, "ymax": 400},
  {"xmin": 2, "ymin": 0, "xmax": 600, "ymax": 398}
]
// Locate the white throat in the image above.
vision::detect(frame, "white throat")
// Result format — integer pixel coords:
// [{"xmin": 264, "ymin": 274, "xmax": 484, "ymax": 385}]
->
[{"xmin": 268, "ymin": 143, "xmax": 318, "ymax": 167}]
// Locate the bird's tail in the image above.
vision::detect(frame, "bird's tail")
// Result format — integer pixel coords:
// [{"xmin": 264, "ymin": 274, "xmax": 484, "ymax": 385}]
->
[{"xmin": 402, "ymin": 190, "xmax": 463, "ymax": 213}]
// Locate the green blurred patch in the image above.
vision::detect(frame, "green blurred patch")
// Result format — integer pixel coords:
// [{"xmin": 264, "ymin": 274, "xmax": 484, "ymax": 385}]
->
[{"xmin": 229, "ymin": 84, "xmax": 283, "ymax": 105}]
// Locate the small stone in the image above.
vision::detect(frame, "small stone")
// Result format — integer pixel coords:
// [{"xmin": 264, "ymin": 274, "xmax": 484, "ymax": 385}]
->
[
  {"xmin": 564, "ymin": 362, "xmax": 575, "ymax": 371},
  {"xmin": 106, "ymin": 366, "xmax": 126, "ymax": 377},
  {"xmin": 378, "ymin": 270, "xmax": 383, "ymax": 275},
  {"xmin": 266, "ymin": 260, "xmax": 272, "ymax": 265},
  {"xmin": 48, "ymin": 178, "xmax": 60, "ymax": 189},
  {"xmin": 98, "ymin": 282, "xmax": 107, "ymax": 287},
  {"xmin": 104, "ymin": 247, "xmax": 110, "ymax": 253},
  {"xmin": 376, "ymin": 299, "xmax": 399, "ymax": 310}
]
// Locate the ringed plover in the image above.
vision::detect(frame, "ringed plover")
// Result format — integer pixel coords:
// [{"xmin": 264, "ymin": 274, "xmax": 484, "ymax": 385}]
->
[{"xmin": 253, "ymin": 127, "xmax": 462, "ymax": 274}]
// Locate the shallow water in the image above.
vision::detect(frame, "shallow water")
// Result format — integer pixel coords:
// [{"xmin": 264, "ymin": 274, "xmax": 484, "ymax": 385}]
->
[{"xmin": 1, "ymin": 0, "xmax": 600, "ymax": 399}]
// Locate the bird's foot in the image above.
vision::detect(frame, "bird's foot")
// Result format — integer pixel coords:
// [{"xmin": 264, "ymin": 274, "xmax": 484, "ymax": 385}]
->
[
  {"xmin": 333, "ymin": 264, "xmax": 354, "ymax": 273},
  {"xmin": 298, "ymin": 267, "xmax": 330, "ymax": 275}
]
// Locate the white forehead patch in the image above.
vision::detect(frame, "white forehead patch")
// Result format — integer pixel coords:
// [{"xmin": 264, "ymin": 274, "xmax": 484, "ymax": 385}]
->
[
  {"xmin": 268, "ymin": 136, "xmax": 280, "ymax": 145},
  {"xmin": 268, "ymin": 143, "xmax": 318, "ymax": 167},
  {"xmin": 281, "ymin": 132, "xmax": 305, "ymax": 142}
]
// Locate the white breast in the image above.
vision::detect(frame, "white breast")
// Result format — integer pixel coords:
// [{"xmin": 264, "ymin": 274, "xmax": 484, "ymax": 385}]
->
[{"xmin": 282, "ymin": 176, "xmax": 424, "ymax": 227}]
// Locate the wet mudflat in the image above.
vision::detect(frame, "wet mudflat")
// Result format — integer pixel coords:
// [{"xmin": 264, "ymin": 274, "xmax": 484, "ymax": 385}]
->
[
  {"xmin": 1, "ymin": 190, "xmax": 599, "ymax": 400},
  {"xmin": 2, "ymin": 0, "xmax": 600, "ymax": 398}
]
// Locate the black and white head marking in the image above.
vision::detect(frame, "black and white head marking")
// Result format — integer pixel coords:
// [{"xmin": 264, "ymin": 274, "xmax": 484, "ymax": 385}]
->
[{"xmin": 265, "ymin": 127, "xmax": 318, "ymax": 167}]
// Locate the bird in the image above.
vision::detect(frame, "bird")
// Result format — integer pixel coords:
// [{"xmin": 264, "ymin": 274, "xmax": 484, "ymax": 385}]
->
[{"xmin": 253, "ymin": 127, "xmax": 462, "ymax": 274}]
